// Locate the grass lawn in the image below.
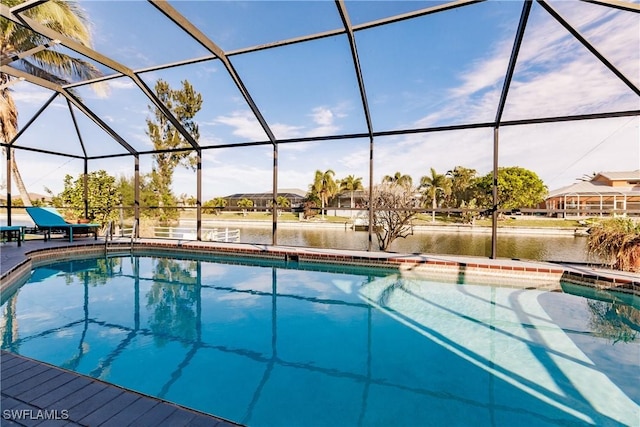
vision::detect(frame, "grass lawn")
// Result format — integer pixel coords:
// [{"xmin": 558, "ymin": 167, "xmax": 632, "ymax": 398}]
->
[
  {"xmin": 180, "ymin": 210, "xmax": 352, "ymax": 223},
  {"xmin": 414, "ymin": 213, "xmax": 583, "ymax": 228},
  {"xmin": 179, "ymin": 210, "xmax": 584, "ymax": 228}
]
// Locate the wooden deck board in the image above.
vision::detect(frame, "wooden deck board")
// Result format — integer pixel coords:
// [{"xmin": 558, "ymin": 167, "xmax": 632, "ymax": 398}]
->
[{"xmin": 1, "ymin": 351, "xmax": 242, "ymax": 427}]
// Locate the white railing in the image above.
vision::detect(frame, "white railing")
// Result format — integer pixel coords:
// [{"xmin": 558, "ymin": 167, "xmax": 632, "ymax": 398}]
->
[{"xmin": 153, "ymin": 226, "xmax": 240, "ymax": 242}]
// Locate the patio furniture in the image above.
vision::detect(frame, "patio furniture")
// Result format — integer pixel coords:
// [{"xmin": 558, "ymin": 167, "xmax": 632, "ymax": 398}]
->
[
  {"xmin": 25, "ymin": 207, "xmax": 99, "ymax": 242},
  {"xmin": 0, "ymin": 226, "xmax": 23, "ymax": 247}
]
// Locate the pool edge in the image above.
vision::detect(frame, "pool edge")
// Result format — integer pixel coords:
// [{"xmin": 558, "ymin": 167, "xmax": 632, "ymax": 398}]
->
[{"xmin": 2, "ymin": 240, "xmax": 638, "ymax": 296}]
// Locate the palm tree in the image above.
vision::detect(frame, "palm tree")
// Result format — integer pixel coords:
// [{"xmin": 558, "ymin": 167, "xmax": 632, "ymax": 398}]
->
[
  {"xmin": 1, "ymin": 0, "xmax": 104, "ymax": 206},
  {"xmin": 237, "ymin": 198, "xmax": 253, "ymax": 217},
  {"xmin": 383, "ymin": 171, "xmax": 413, "ymax": 189},
  {"xmin": 419, "ymin": 168, "xmax": 451, "ymax": 222},
  {"xmin": 339, "ymin": 175, "xmax": 363, "ymax": 217},
  {"xmin": 275, "ymin": 195, "xmax": 290, "ymax": 217},
  {"xmin": 311, "ymin": 169, "xmax": 337, "ymax": 219},
  {"xmin": 276, "ymin": 196, "xmax": 290, "ymax": 208}
]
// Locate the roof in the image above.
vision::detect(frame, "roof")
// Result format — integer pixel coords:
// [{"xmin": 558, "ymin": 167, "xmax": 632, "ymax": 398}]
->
[
  {"xmin": 226, "ymin": 190, "xmax": 306, "ymax": 199},
  {"xmin": 547, "ymin": 180, "xmax": 640, "ymax": 198},
  {"xmin": 596, "ymin": 170, "xmax": 640, "ymax": 181}
]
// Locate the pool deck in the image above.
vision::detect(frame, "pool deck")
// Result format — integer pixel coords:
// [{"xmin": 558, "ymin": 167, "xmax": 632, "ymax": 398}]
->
[{"xmin": 1, "ymin": 351, "xmax": 241, "ymax": 426}]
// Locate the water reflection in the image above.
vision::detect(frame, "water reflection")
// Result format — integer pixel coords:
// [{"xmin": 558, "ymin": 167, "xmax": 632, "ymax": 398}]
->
[
  {"xmin": 147, "ymin": 258, "xmax": 200, "ymax": 346},
  {"xmin": 1, "ymin": 255, "xmax": 637, "ymax": 426}
]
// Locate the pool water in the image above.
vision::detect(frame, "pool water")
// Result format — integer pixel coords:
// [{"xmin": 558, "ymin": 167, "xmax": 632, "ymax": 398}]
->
[{"xmin": 1, "ymin": 254, "xmax": 638, "ymax": 426}]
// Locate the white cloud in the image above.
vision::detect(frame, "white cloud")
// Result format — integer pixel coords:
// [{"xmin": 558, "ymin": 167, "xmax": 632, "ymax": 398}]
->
[
  {"xmin": 214, "ymin": 110, "xmax": 269, "ymax": 140},
  {"xmin": 401, "ymin": 5, "xmax": 640, "ymax": 191},
  {"xmin": 306, "ymin": 106, "xmax": 339, "ymax": 137},
  {"xmin": 10, "ymin": 87, "xmax": 54, "ymax": 105},
  {"xmin": 215, "ymin": 103, "xmax": 349, "ymax": 141},
  {"xmin": 108, "ymin": 79, "xmax": 136, "ymax": 90},
  {"xmin": 435, "ymin": 6, "xmax": 639, "ymax": 126}
]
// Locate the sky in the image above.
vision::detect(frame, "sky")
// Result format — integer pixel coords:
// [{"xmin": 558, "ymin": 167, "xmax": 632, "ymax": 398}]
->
[{"xmin": 4, "ymin": 0, "xmax": 640, "ymax": 201}]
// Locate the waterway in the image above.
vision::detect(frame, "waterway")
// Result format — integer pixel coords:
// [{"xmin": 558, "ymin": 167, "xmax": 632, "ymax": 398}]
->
[
  {"xmin": 203, "ymin": 224, "xmax": 592, "ymax": 263},
  {"xmin": 3, "ymin": 214, "xmax": 592, "ymax": 263}
]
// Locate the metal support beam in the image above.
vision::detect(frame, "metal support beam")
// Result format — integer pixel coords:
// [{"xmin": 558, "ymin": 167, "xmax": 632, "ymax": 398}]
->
[
  {"xmin": 1, "ymin": 39, "xmax": 60, "ymax": 66},
  {"xmin": 134, "ymin": 156, "xmax": 140, "ymax": 237},
  {"xmin": 354, "ymin": 0, "xmax": 484, "ymax": 31},
  {"xmin": 130, "ymin": 74, "xmax": 201, "ymax": 151},
  {"xmin": 580, "ymin": 0, "xmax": 640, "ymax": 12},
  {"xmin": 495, "ymin": 0, "xmax": 532, "ymax": 125},
  {"xmin": 83, "ymin": 160, "xmax": 89, "ymax": 219},
  {"xmin": 491, "ymin": 127, "xmax": 499, "ymax": 259},
  {"xmin": 9, "ymin": 0, "xmax": 48, "ymax": 14},
  {"xmin": 538, "ymin": 0, "xmax": 640, "ymax": 97},
  {"xmin": 6, "ymin": 148, "xmax": 11, "ymax": 226},
  {"xmin": 1, "ymin": 3, "xmax": 201, "ymax": 152},
  {"xmin": 3, "ymin": 66, "xmax": 138, "ymax": 155},
  {"xmin": 68, "ymin": 100, "xmax": 88, "ymax": 158},
  {"xmin": 368, "ymin": 136, "xmax": 374, "ymax": 251},
  {"xmin": 272, "ymin": 145, "xmax": 278, "ymax": 246},
  {"xmin": 7, "ymin": 92, "xmax": 57, "ymax": 145},
  {"xmin": 335, "ymin": 0, "xmax": 377, "ymax": 251},
  {"xmin": 197, "ymin": 154, "xmax": 202, "ymax": 241},
  {"xmin": 148, "ymin": 0, "xmax": 277, "ymax": 145}
]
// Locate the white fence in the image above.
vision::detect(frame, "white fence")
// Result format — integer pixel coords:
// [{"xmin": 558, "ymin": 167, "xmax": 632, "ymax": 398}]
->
[{"xmin": 153, "ymin": 226, "xmax": 240, "ymax": 242}]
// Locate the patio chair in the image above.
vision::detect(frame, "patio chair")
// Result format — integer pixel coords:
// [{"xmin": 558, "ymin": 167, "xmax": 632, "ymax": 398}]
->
[
  {"xmin": 25, "ymin": 207, "xmax": 99, "ymax": 242},
  {"xmin": 0, "ymin": 226, "xmax": 23, "ymax": 247}
]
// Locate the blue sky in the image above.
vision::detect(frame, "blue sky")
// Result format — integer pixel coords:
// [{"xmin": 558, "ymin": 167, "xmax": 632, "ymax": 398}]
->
[{"xmin": 6, "ymin": 0, "xmax": 640, "ymax": 200}]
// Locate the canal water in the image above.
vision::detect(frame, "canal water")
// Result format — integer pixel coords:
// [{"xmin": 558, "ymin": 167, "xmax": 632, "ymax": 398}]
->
[
  {"xmin": 220, "ymin": 225, "xmax": 592, "ymax": 263},
  {"xmin": 3, "ymin": 214, "xmax": 592, "ymax": 263}
]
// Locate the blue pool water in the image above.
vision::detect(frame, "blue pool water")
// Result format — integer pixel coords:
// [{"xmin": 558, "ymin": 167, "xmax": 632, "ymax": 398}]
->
[{"xmin": 1, "ymin": 254, "xmax": 638, "ymax": 426}]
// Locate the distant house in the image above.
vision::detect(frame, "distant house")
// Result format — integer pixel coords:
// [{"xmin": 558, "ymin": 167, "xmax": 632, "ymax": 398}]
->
[
  {"xmin": 224, "ymin": 188, "xmax": 307, "ymax": 210},
  {"xmin": 333, "ymin": 189, "xmax": 368, "ymax": 208},
  {"xmin": 545, "ymin": 170, "xmax": 640, "ymax": 217}
]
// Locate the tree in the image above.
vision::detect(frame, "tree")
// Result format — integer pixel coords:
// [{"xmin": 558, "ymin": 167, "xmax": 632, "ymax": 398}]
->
[
  {"xmin": 276, "ymin": 196, "xmax": 290, "ymax": 208},
  {"xmin": 419, "ymin": 168, "xmax": 451, "ymax": 222},
  {"xmin": 475, "ymin": 166, "xmax": 548, "ymax": 210},
  {"xmin": 146, "ymin": 79, "xmax": 202, "ymax": 223},
  {"xmin": 383, "ymin": 171, "xmax": 413, "ymax": 189},
  {"xmin": 237, "ymin": 198, "xmax": 254, "ymax": 216},
  {"xmin": 47, "ymin": 170, "xmax": 119, "ymax": 227},
  {"xmin": 339, "ymin": 175, "xmax": 364, "ymax": 217},
  {"xmin": 370, "ymin": 182, "xmax": 419, "ymax": 251},
  {"xmin": 446, "ymin": 166, "xmax": 478, "ymax": 209},
  {"xmin": 275, "ymin": 196, "xmax": 290, "ymax": 217},
  {"xmin": 146, "ymin": 258, "xmax": 199, "ymax": 346},
  {"xmin": 203, "ymin": 197, "xmax": 227, "ymax": 215},
  {"xmin": 1, "ymin": 0, "xmax": 104, "ymax": 206},
  {"xmin": 116, "ymin": 174, "xmax": 160, "ymax": 220},
  {"xmin": 310, "ymin": 169, "xmax": 338, "ymax": 219}
]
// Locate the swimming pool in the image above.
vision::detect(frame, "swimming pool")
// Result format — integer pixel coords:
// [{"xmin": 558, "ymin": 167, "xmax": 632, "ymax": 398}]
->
[{"xmin": 1, "ymin": 253, "xmax": 638, "ymax": 426}]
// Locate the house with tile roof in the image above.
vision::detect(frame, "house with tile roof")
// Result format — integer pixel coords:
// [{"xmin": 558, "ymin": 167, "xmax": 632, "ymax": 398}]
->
[{"xmin": 545, "ymin": 170, "xmax": 640, "ymax": 217}]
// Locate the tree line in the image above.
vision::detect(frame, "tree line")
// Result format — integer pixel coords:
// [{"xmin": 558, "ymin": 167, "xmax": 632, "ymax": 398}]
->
[{"xmin": 305, "ymin": 166, "xmax": 548, "ymax": 215}]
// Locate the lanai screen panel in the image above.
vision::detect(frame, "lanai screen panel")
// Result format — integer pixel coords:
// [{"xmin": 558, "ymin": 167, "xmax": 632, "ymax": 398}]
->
[
  {"xmin": 77, "ymin": 0, "xmax": 212, "ymax": 70},
  {"xmin": 230, "ymin": 36, "xmax": 369, "ymax": 140},
  {"xmin": 169, "ymin": 1, "xmax": 343, "ymax": 51},
  {"xmin": 501, "ymin": 1, "xmax": 640, "ymax": 121},
  {"xmin": 356, "ymin": 1, "xmax": 523, "ymax": 132},
  {"xmin": 2, "ymin": 0, "xmax": 638, "ymax": 247},
  {"xmin": 138, "ymin": 62, "xmax": 271, "ymax": 147}
]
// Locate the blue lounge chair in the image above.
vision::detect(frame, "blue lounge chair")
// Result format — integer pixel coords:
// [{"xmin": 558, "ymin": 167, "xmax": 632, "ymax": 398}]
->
[{"xmin": 25, "ymin": 207, "xmax": 99, "ymax": 242}]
